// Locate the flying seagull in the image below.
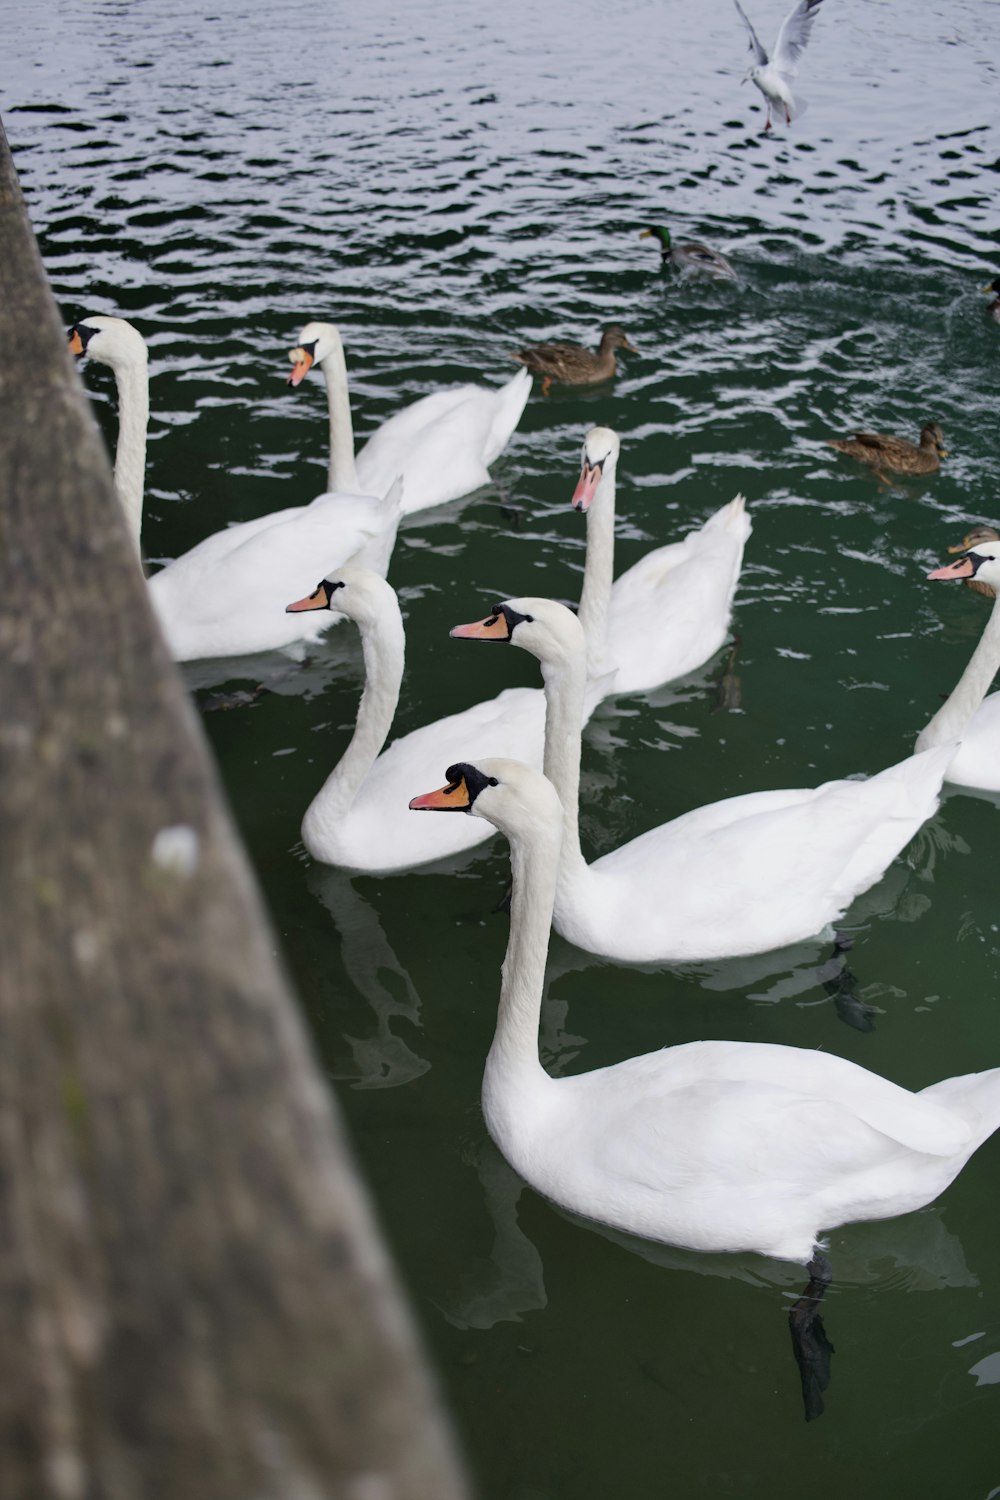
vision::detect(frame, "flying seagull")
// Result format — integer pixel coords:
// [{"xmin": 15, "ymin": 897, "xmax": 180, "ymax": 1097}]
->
[{"xmin": 733, "ymin": 0, "xmax": 827, "ymax": 132}]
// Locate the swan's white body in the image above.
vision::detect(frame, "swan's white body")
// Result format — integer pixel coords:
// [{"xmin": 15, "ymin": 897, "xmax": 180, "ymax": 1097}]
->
[
  {"xmin": 290, "ymin": 321, "xmax": 530, "ymax": 515},
  {"xmin": 289, "ymin": 569, "xmax": 606, "ymax": 874},
  {"xmin": 472, "ymin": 597, "xmax": 953, "ymax": 964},
  {"xmin": 412, "ymin": 757, "xmax": 1000, "ymax": 1265},
  {"xmin": 72, "ymin": 315, "xmax": 401, "ymax": 661},
  {"xmin": 733, "ymin": 0, "xmax": 826, "ymax": 131},
  {"xmin": 916, "ymin": 544, "xmax": 1000, "ymax": 792},
  {"xmin": 573, "ymin": 428, "xmax": 750, "ymax": 692}
]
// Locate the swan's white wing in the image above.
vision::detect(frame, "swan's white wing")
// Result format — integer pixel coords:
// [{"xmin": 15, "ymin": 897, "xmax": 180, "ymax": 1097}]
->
[
  {"xmin": 149, "ymin": 494, "xmax": 385, "ymax": 659},
  {"xmin": 772, "ymin": 0, "xmax": 825, "ymax": 78},
  {"xmin": 603, "ymin": 494, "xmax": 750, "ymax": 696},
  {"xmin": 558, "ymin": 745, "xmax": 952, "ymax": 963},
  {"xmin": 733, "ymin": 0, "xmax": 769, "ymax": 65},
  {"xmin": 355, "ymin": 369, "xmax": 530, "ymax": 514},
  {"xmin": 308, "ymin": 685, "xmax": 547, "ymax": 872}
]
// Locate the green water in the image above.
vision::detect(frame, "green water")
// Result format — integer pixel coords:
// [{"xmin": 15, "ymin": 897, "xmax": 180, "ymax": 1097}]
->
[{"xmin": 5, "ymin": 0, "xmax": 1000, "ymax": 1493}]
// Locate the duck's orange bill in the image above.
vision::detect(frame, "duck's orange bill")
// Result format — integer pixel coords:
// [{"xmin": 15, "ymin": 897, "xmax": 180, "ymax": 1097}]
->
[
  {"xmin": 286, "ymin": 583, "xmax": 328, "ymax": 612},
  {"xmin": 571, "ymin": 462, "xmax": 601, "ymax": 512},
  {"xmin": 287, "ymin": 347, "xmax": 314, "ymax": 387},
  {"xmin": 68, "ymin": 329, "xmax": 84, "ymax": 356},
  {"xmin": 450, "ymin": 613, "xmax": 510, "ymax": 641},
  {"xmin": 409, "ymin": 776, "xmax": 470, "ymax": 811},
  {"xmin": 928, "ymin": 558, "xmax": 974, "ymax": 580}
]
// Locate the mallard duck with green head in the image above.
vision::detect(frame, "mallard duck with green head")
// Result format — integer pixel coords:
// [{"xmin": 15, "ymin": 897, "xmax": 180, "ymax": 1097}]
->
[
  {"xmin": 639, "ymin": 226, "xmax": 736, "ymax": 280},
  {"xmin": 981, "ymin": 277, "xmax": 1000, "ymax": 322},
  {"xmin": 512, "ymin": 325, "xmax": 636, "ymax": 397},
  {"xmin": 949, "ymin": 526, "xmax": 999, "ymax": 600},
  {"xmin": 826, "ymin": 422, "xmax": 947, "ymax": 480}
]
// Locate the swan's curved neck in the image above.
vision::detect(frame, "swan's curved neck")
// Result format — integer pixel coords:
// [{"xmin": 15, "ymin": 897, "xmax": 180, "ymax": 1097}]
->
[
  {"xmin": 111, "ymin": 356, "xmax": 148, "ymax": 557},
  {"xmin": 576, "ymin": 473, "xmax": 615, "ymax": 674},
  {"xmin": 539, "ymin": 649, "xmax": 589, "ymax": 881},
  {"xmin": 482, "ymin": 807, "xmax": 561, "ymax": 1129},
  {"xmin": 302, "ymin": 605, "xmax": 404, "ymax": 845},
  {"xmin": 916, "ymin": 594, "xmax": 1000, "ymax": 752},
  {"xmin": 318, "ymin": 339, "xmax": 362, "ymax": 494}
]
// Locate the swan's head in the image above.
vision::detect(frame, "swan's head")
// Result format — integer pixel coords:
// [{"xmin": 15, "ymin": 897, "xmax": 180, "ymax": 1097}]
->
[
  {"xmin": 982, "ymin": 278, "xmax": 1000, "ymax": 295},
  {"xmin": 919, "ymin": 422, "xmax": 948, "ymax": 457},
  {"xmin": 285, "ymin": 564, "xmax": 397, "ymax": 625},
  {"xmin": 451, "ymin": 595, "xmax": 585, "ymax": 670},
  {"xmin": 287, "ymin": 321, "xmax": 344, "ymax": 387},
  {"xmin": 409, "ymin": 757, "xmax": 561, "ymax": 840},
  {"xmin": 572, "ymin": 426, "xmax": 621, "ymax": 512},
  {"xmin": 928, "ymin": 540, "xmax": 1000, "ymax": 589},
  {"xmin": 68, "ymin": 315, "xmax": 148, "ymax": 370}
]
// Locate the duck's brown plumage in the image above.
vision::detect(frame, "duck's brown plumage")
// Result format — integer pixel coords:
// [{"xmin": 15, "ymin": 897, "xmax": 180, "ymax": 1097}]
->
[
  {"xmin": 950, "ymin": 526, "xmax": 999, "ymax": 600},
  {"xmin": 826, "ymin": 422, "xmax": 947, "ymax": 477},
  {"xmin": 512, "ymin": 325, "xmax": 636, "ymax": 396}
]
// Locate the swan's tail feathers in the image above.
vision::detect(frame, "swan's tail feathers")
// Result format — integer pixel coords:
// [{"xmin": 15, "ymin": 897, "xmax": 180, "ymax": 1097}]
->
[
  {"xmin": 827, "ymin": 744, "xmax": 953, "ymax": 911},
  {"xmin": 484, "ymin": 366, "xmax": 532, "ymax": 467},
  {"xmin": 703, "ymin": 492, "xmax": 753, "ymax": 543},
  {"xmin": 874, "ymin": 742, "xmax": 957, "ymax": 811},
  {"xmin": 380, "ymin": 474, "xmax": 405, "ymax": 518},
  {"xmin": 919, "ymin": 1068, "xmax": 1000, "ymax": 1153}
]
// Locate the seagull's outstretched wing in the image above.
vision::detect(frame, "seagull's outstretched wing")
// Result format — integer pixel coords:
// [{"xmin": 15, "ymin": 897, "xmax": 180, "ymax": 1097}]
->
[
  {"xmin": 772, "ymin": 0, "xmax": 826, "ymax": 78},
  {"xmin": 733, "ymin": 0, "xmax": 769, "ymax": 65}
]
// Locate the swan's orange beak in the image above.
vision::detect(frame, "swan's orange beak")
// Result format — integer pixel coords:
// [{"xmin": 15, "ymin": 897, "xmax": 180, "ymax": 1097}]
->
[
  {"xmin": 287, "ymin": 346, "xmax": 314, "ymax": 387},
  {"xmin": 572, "ymin": 461, "xmax": 602, "ymax": 512},
  {"xmin": 450, "ymin": 611, "xmax": 511, "ymax": 641},
  {"xmin": 68, "ymin": 328, "xmax": 85, "ymax": 356},
  {"xmin": 286, "ymin": 581, "xmax": 330, "ymax": 612},
  {"xmin": 409, "ymin": 775, "xmax": 471, "ymax": 811},
  {"xmin": 928, "ymin": 557, "xmax": 975, "ymax": 580}
]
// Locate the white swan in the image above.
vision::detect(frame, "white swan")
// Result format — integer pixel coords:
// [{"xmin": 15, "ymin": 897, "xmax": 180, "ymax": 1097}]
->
[
  {"xmin": 408, "ymin": 754, "xmax": 1000, "ymax": 1410},
  {"xmin": 284, "ymin": 567, "xmax": 607, "ymax": 873},
  {"xmin": 571, "ymin": 427, "xmax": 750, "ymax": 690},
  {"xmin": 451, "ymin": 596, "xmax": 954, "ymax": 963},
  {"xmin": 287, "ymin": 321, "xmax": 531, "ymax": 515},
  {"xmin": 70, "ymin": 315, "xmax": 402, "ymax": 661},
  {"xmin": 916, "ymin": 541, "xmax": 1000, "ymax": 791}
]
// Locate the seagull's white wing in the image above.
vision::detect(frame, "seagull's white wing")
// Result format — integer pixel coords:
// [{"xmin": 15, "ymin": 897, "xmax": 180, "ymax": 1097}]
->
[
  {"xmin": 772, "ymin": 0, "xmax": 826, "ymax": 78},
  {"xmin": 733, "ymin": 0, "xmax": 769, "ymax": 65}
]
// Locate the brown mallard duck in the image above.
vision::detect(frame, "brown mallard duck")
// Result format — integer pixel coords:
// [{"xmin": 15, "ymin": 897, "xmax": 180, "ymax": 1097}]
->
[
  {"xmin": 949, "ymin": 525, "xmax": 999, "ymax": 600},
  {"xmin": 512, "ymin": 325, "xmax": 636, "ymax": 397},
  {"xmin": 981, "ymin": 276, "xmax": 1000, "ymax": 323},
  {"xmin": 826, "ymin": 422, "xmax": 947, "ymax": 480},
  {"xmin": 639, "ymin": 226, "xmax": 736, "ymax": 280}
]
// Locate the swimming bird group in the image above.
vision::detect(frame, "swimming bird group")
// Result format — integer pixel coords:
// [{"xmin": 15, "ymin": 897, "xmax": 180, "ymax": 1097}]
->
[{"xmin": 66, "ymin": 7, "xmax": 1000, "ymax": 1422}]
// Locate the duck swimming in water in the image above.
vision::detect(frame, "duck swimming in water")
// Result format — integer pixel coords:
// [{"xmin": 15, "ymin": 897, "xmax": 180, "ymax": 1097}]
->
[
  {"xmin": 512, "ymin": 326, "xmax": 636, "ymax": 397},
  {"xmin": 639, "ymin": 226, "xmax": 736, "ymax": 280}
]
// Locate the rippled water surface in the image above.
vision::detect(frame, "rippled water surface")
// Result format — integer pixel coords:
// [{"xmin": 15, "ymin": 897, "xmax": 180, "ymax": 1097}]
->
[{"xmin": 5, "ymin": 1, "xmax": 1000, "ymax": 1494}]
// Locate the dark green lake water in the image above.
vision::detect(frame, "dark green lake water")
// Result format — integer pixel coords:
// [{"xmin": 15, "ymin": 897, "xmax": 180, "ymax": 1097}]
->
[{"xmin": 5, "ymin": 1, "xmax": 1000, "ymax": 1493}]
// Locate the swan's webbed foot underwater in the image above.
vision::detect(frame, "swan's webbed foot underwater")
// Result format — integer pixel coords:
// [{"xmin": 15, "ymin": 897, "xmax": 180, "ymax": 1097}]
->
[
  {"xmin": 817, "ymin": 930, "xmax": 877, "ymax": 1033},
  {"xmin": 788, "ymin": 1251, "xmax": 834, "ymax": 1422}
]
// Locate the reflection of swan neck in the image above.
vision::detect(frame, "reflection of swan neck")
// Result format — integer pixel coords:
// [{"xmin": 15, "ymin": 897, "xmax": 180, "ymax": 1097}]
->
[
  {"xmin": 577, "ymin": 470, "xmax": 614, "ymax": 674},
  {"xmin": 539, "ymin": 649, "xmax": 588, "ymax": 879},
  {"xmin": 112, "ymin": 353, "xmax": 148, "ymax": 557},
  {"xmin": 917, "ymin": 594, "xmax": 1000, "ymax": 752},
  {"xmin": 301, "ymin": 601, "xmax": 404, "ymax": 853},
  {"xmin": 318, "ymin": 335, "xmax": 362, "ymax": 493},
  {"xmin": 482, "ymin": 803, "xmax": 561, "ymax": 1128}
]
